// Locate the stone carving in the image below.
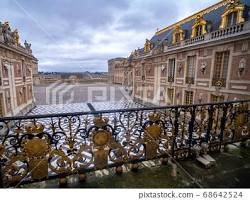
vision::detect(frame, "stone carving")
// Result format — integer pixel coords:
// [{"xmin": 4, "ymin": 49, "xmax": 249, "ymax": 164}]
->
[
  {"xmin": 13, "ymin": 29, "xmax": 20, "ymax": 46},
  {"xmin": 24, "ymin": 40, "xmax": 32, "ymax": 53},
  {"xmin": 200, "ymin": 61, "xmax": 207, "ymax": 74},
  {"xmin": 0, "ymin": 21, "xmax": 32, "ymax": 53},
  {"xmin": 1, "ymin": 22, "xmax": 15, "ymax": 45},
  {"xmin": 0, "ymin": 22, "xmax": 4, "ymax": 42}
]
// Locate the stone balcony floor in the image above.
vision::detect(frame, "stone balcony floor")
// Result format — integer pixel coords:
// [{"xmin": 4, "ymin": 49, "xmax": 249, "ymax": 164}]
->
[{"xmin": 19, "ymin": 143, "xmax": 250, "ymax": 188}]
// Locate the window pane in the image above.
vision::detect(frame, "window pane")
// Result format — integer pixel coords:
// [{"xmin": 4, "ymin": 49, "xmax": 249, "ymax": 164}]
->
[
  {"xmin": 168, "ymin": 58, "xmax": 175, "ymax": 82},
  {"xmin": 212, "ymin": 51, "xmax": 229, "ymax": 87},
  {"xmin": 185, "ymin": 91, "xmax": 193, "ymax": 104}
]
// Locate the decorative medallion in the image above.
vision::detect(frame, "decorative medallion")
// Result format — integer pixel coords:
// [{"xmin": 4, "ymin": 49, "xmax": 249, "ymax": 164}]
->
[
  {"xmin": 92, "ymin": 130, "xmax": 110, "ymax": 147},
  {"xmin": 145, "ymin": 124, "xmax": 161, "ymax": 139},
  {"xmin": 23, "ymin": 138, "xmax": 49, "ymax": 158},
  {"xmin": 22, "ymin": 138, "xmax": 50, "ymax": 180}
]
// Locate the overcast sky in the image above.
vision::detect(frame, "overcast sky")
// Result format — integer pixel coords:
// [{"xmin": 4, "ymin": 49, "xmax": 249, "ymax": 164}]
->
[{"xmin": 1, "ymin": 0, "xmax": 219, "ymax": 72}]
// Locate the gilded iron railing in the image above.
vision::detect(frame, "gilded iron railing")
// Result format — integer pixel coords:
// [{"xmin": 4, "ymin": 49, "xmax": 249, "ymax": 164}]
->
[{"xmin": 0, "ymin": 100, "xmax": 249, "ymax": 187}]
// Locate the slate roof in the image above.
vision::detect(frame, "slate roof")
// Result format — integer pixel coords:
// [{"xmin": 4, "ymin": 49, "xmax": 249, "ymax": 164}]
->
[{"xmin": 150, "ymin": 0, "xmax": 250, "ymax": 46}]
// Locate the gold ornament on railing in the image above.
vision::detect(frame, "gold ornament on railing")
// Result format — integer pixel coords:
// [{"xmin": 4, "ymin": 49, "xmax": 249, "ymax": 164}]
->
[
  {"xmin": 23, "ymin": 138, "xmax": 50, "ymax": 180},
  {"xmin": 25, "ymin": 122, "xmax": 44, "ymax": 135},
  {"xmin": 144, "ymin": 113, "xmax": 163, "ymax": 160},
  {"xmin": 0, "ymin": 144, "xmax": 5, "ymax": 156}
]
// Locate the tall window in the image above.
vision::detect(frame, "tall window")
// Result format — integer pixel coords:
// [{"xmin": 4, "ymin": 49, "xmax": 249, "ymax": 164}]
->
[
  {"xmin": 167, "ymin": 88, "xmax": 174, "ymax": 104},
  {"xmin": 0, "ymin": 69, "xmax": 2, "ymax": 86},
  {"xmin": 186, "ymin": 55, "xmax": 196, "ymax": 84},
  {"xmin": 0, "ymin": 94, "xmax": 3, "ymax": 117},
  {"xmin": 196, "ymin": 25, "xmax": 203, "ymax": 36},
  {"xmin": 175, "ymin": 33, "xmax": 181, "ymax": 43},
  {"xmin": 185, "ymin": 91, "xmax": 193, "ymax": 105},
  {"xmin": 211, "ymin": 94, "xmax": 224, "ymax": 103},
  {"xmin": 3, "ymin": 66, "xmax": 8, "ymax": 78},
  {"xmin": 212, "ymin": 51, "xmax": 230, "ymax": 87},
  {"xmin": 227, "ymin": 12, "xmax": 238, "ymax": 27},
  {"xmin": 168, "ymin": 58, "xmax": 175, "ymax": 82}
]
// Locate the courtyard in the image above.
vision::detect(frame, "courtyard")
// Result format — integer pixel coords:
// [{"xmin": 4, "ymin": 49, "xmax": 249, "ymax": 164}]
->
[
  {"xmin": 29, "ymin": 83, "xmax": 141, "ymax": 115},
  {"xmin": 0, "ymin": 82, "xmax": 247, "ymax": 188}
]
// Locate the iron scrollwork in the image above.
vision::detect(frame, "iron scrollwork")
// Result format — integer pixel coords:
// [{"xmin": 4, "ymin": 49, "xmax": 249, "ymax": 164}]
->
[{"xmin": 0, "ymin": 100, "xmax": 249, "ymax": 187}]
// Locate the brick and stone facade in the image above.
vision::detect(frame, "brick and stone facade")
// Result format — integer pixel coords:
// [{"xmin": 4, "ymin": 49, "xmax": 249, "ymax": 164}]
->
[
  {"xmin": 0, "ymin": 21, "xmax": 38, "ymax": 117},
  {"xmin": 108, "ymin": 0, "xmax": 250, "ymax": 106}
]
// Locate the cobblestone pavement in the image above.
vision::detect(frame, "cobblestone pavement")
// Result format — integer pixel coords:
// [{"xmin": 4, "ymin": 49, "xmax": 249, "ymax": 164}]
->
[
  {"xmin": 34, "ymin": 83, "xmax": 131, "ymax": 105},
  {"xmin": 29, "ymin": 83, "xmax": 142, "ymax": 115},
  {"xmin": 28, "ymin": 100, "xmax": 144, "ymax": 115}
]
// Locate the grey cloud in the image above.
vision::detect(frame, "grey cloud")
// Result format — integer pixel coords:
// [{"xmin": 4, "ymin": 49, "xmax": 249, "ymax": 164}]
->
[{"xmin": 1, "ymin": 0, "xmax": 218, "ymax": 72}]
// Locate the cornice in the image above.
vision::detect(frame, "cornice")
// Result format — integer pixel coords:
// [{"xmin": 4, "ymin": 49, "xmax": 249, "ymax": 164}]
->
[
  {"xmin": 0, "ymin": 42, "xmax": 38, "ymax": 62},
  {"xmin": 133, "ymin": 31, "xmax": 250, "ymax": 61}
]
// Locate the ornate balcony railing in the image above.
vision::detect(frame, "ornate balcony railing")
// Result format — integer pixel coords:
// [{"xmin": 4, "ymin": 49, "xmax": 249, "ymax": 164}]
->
[
  {"xmin": 159, "ymin": 22, "xmax": 249, "ymax": 54},
  {"xmin": 0, "ymin": 100, "xmax": 250, "ymax": 187},
  {"xmin": 184, "ymin": 35, "xmax": 205, "ymax": 46},
  {"xmin": 167, "ymin": 42, "xmax": 181, "ymax": 49},
  {"xmin": 211, "ymin": 23, "xmax": 244, "ymax": 39}
]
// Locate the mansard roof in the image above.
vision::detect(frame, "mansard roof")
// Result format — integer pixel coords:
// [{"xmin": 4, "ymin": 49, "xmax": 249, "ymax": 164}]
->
[{"xmin": 150, "ymin": 0, "xmax": 250, "ymax": 45}]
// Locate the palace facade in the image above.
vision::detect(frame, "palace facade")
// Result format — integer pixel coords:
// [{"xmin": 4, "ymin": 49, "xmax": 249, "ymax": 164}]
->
[
  {"xmin": 108, "ymin": 0, "xmax": 250, "ymax": 106},
  {"xmin": 0, "ymin": 21, "xmax": 38, "ymax": 117}
]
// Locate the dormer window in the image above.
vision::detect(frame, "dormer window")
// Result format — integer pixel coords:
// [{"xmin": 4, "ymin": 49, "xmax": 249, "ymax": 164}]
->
[
  {"xmin": 227, "ymin": 11, "xmax": 238, "ymax": 27},
  {"xmin": 175, "ymin": 33, "xmax": 181, "ymax": 43},
  {"xmin": 196, "ymin": 25, "xmax": 203, "ymax": 36},
  {"xmin": 191, "ymin": 15, "xmax": 207, "ymax": 38},
  {"xmin": 220, "ymin": 0, "xmax": 244, "ymax": 29},
  {"xmin": 172, "ymin": 26, "xmax": 184, "ymax": 44}
]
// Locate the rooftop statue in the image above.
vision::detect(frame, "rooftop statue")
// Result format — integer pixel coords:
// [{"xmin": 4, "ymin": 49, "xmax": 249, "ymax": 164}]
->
[
  {"xmin": 1, "ymin": 21, "xmax": 15, "ymax": 45},
  {"xmin": 24, "ymin": 40, "xmax": 32, "ymax": 54},
  {"xmin": 0, "ymin": 21, "xmax": 33, "ymax": 54},
  {"xmin": 13, "ymin": 29, "xmax": 20, "ymax": 46},
  {"xmin": 0, "ymin": 22, "xmax": 4, "ymax": 42}
]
